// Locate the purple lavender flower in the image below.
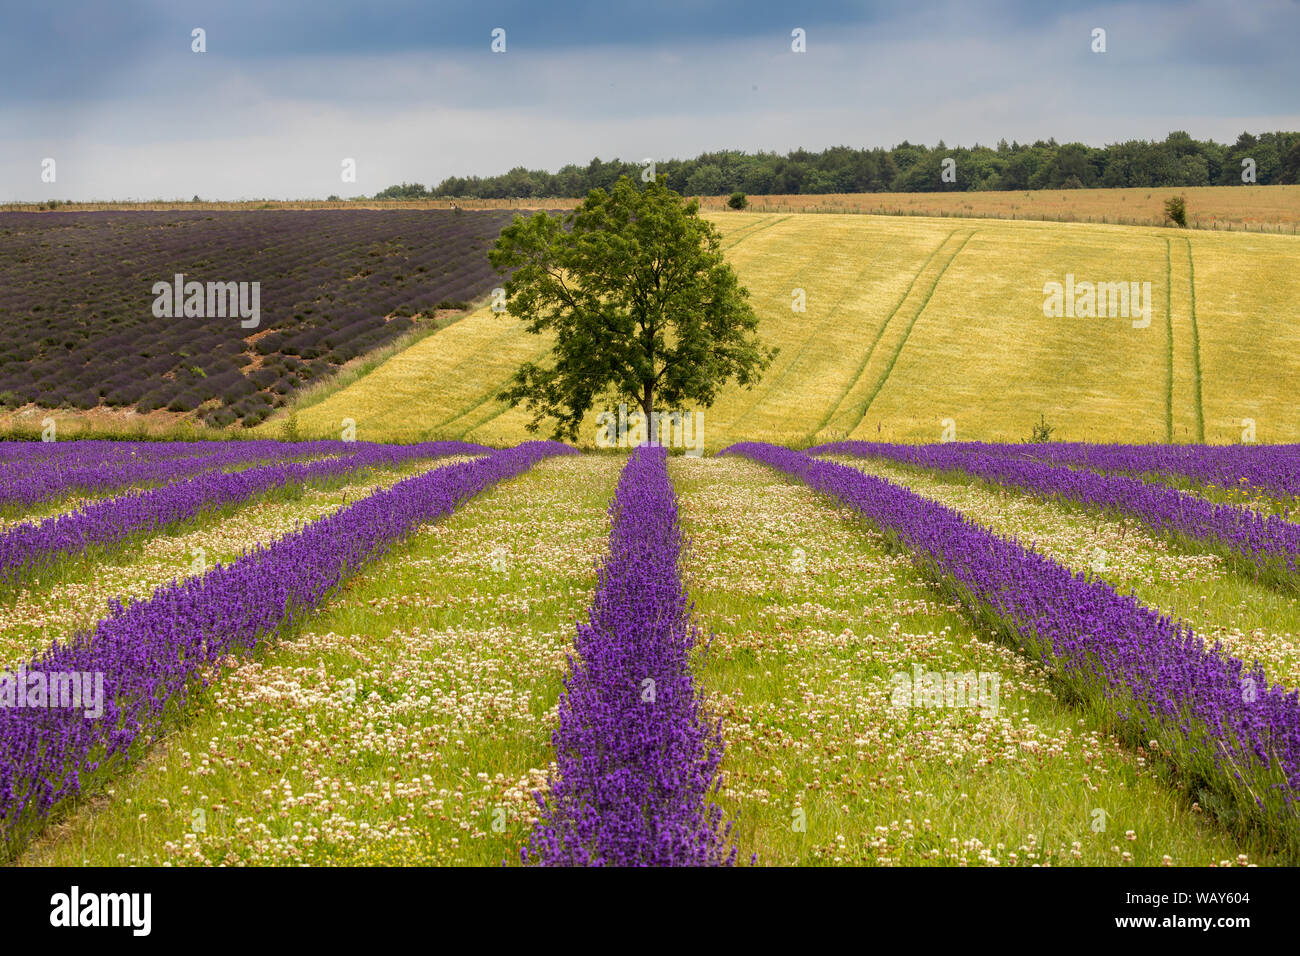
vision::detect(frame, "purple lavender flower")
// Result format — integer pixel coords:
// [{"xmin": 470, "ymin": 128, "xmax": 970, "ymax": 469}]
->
[
  {"xmin": 727, "ymin": 441, "xmax": 1300, "ymax": 854},
  {"xmin": 524, "ymin": 447, "xmax": 737, "ymax": 866},
  {"xmin": 0, "ymin": 440, "xmax": 570, "ymax": 859},
  {"xmin": 814, "ymin": 441, "xmax": 1300, "ymax": 591}
]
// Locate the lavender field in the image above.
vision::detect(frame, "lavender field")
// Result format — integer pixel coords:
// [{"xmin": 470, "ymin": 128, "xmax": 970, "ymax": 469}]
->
[
  {"xmin": 0, "ymin": 210, "xmax": 521, "ymax": 426},
  {"xmin": 0, "ymin": 436, "xmax": 1296, "ymax": 870},
  {"xmin": 6, "ymin": 6, "xmax": 1299, "ymax": 921}
]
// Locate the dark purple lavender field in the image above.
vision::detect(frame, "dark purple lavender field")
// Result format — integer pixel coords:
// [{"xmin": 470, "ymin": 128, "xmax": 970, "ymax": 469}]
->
[{"xmin": 0, "ymin": 210, "xmax": 517, "ymax": 426}]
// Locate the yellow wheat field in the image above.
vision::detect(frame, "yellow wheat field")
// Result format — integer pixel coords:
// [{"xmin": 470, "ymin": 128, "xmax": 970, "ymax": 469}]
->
[
  {"xmin": 267, "ymin": 211, "xmax": 1300, "ymax": 450},
  {"xmin": 697, "ymin": 184, "xmax": 1300, "ymax": 232}
]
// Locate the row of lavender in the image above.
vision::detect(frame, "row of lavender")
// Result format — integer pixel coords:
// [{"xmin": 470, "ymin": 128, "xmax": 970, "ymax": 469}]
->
[
  {"xmin": 525, "ymin": 446, "xmax": 736, "ymax": 866},
  {"xmin": 920, "ymin": 441, "xmax": 1300, "ymax": 501},
  {"xmin": 0, "ymin": 440, "xmax": 361, "ymax": 509},
  {"xmin": 0, "ymin": 441, "xmax": 571, "ymax": 858},
  {"xmin": 728, "ymin": 442, "xmax": 1300, "ymax": 852},
  {"xmin": 815, "ymin": 441, "xmax": 1300, "ymax": 591},
  {"xmin": 0, "ymin": 440, "xmax": 257, "ymax": 465},
  {"xmin": 0, "ymin": 440, "xmax": 489, "ymax": 590}
]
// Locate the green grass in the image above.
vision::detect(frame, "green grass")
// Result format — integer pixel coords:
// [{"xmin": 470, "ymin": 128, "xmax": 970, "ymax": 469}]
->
[
  {"xmin": 672, "ymin": 456, "xmax": 1277, "ymax": 866},
  {"xmin": 21, "ymin": 455, "xmax": 622, "ymax": 866},
  {"xmin": 833, "ymin": 456, "xmax": 1300, "ymax": 692},
  {"xmin": 12, "ymin": 450, "xmax": 1296, "ymax": 867}
]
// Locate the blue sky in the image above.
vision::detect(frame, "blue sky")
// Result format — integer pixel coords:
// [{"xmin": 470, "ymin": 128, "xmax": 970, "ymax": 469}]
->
[{"xmin": 2, "ymin": 0, "xmax": 1296, "ymax": 200}]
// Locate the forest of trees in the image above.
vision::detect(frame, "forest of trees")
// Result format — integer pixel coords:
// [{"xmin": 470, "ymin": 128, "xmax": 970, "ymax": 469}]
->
[{"xmin": 375, "ymin": 131, "xmax": 1300, "ymax": 200}]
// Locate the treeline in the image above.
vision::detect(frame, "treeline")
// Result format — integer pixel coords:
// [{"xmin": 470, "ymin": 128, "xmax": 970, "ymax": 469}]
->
[{"xmin": 377, "ymin": 131, "xmax": 1300, "ymax": 199}]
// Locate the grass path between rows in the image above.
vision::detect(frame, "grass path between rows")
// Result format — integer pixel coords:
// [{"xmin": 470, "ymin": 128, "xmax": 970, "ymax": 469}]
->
[
  {"xmin": 832, "ymin": 456, "xmax": 1300, "ymax": 692},
  {"xmin": 671, "ymin": 456, "xmax": 1274, "ymax": 866},
  {"xmin": 0, "ymin": 457, "xmax": 475, "ymax": 669},
  {"xmin": 22, "ymin": 455, "xmax": 621, "ymax": 866}
]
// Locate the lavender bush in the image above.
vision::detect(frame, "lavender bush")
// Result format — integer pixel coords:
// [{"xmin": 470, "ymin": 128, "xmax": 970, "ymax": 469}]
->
[
  {"xmin": 0, "ymin": 440, "xmax": 338, "ymax": 509},
  {"xmin": 524, "ymin": 446, "xmax": 737, "ymax": 866},
  {"xmin": 0, "ymin": 440, "xmax": 569, "ymax": 858},
  {"xmin": 0, "ymin": 440, "xmax": 488, "ymax": 589},
  {"xmin": 728, "ymin": 442, "xmax": 1300, "ymax": 856}
]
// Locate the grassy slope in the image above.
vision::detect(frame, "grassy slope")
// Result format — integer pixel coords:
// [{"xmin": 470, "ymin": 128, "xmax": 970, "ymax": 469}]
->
[
  {"xmin": 269, "ymin": 212, "xmax": 1300, "ymax": 449},
  {"xmin": 832, "ymin": 456, "xmax": 1300, "ymax": 691}
]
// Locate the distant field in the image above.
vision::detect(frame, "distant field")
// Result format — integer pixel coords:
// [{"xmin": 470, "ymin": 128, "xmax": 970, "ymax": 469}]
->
[
  {"xmin": 0, "ymin": 209, "xmax": 520, "ymax": 428},
  {"xmin": 10, "ymin": 184, "xmax": 1296, "ymax": 231},
  {"xmin": 270, "ymin": 210, "xmax": 1300, "ymax": 448},
  {"xmin": 697, "ymin": 184, "xmax": 1300, "ymax": 232},
  {"xmin": 0, "ymin": 199, "xmax": 581, "ymax": 213}
]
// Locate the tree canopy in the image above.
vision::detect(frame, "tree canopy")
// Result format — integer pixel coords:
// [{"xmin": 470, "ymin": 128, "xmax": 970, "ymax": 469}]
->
[
  {"xmin": 488, "ymin": 177, "xmax": 775, "ymax": 441},
  {"xmin": 379, "ymin": 131, "xmax": 1300, "ymax": 199}
]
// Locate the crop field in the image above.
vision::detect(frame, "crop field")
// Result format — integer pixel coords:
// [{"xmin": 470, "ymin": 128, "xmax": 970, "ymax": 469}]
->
[
  {"xmin": 275, "ymin": 210, "xmax": 1300, "ymax": 448},
  {"xmin": 0, "ymin": 210, "xmax": 526, "ymax": 428},
  {"xmin": 3, "ymin": 193, "xmax": 1298, "ymax": 877},
  {"xmin": 1, "ymin": 437, "xmax": 1298, "ymax": 869},
  {"xmin": 15, "ymin": 184, "xmax": 1297, "ymax": 231},
  {"xmin": 695, "ymin": 184, "xmax": 1300, "ymax": 231}
]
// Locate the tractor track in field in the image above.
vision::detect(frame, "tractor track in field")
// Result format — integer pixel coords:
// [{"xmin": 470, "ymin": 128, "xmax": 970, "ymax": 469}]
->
[
  {"xmin": 439, "ymin": 339, "xmax": 555, "ymax": 438},
  {"xmin": 727, "ymin": 232, "xmax": 893, "ymax": 434},
  {"xmin": 840, "ymin": 229, "xmax": 976, "ymax": 439},
  {"xmin": 1164, "ymin": 239, "xmax": 1175, "ymax": 443},
  {"xmin": 1163, "ymin": 236, "xmax": 1207, "ymax": 444},
  {"xmin": 809, "ymin": 228, "xmax": 969, "ymax": 442},
  {"xmin": 719, "ymin": 214, "xmax": 792, "ymax": 252}
]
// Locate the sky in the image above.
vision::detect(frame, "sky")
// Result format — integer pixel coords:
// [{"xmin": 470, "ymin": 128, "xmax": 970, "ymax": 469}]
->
[{"xmin": 2, "ymin": 0, "xmax": 1297, "ymax": 200}]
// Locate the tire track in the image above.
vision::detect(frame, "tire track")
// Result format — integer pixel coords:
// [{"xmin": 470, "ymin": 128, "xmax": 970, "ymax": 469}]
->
[
  {"xmin": 841, "ymin": 229, "xmax": 976, "ymax": 439},
  {"xmin": 1186, "ymin": 237, "xmax": 1206, "ymax": 443},
  {"xmin": 806, "ymin": 230, "xmax": 957, "ymax": 442}
]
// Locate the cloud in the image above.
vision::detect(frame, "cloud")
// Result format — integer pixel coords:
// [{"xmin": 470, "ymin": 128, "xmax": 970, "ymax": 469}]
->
[{"xmin": 2, "ymin": 0, "xmax": 1296, "ymax": 200}]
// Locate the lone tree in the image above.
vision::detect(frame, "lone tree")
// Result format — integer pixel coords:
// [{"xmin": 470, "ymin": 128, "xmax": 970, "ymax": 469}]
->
[
  {"xmin": 488, "ymin": 176, "xmax": 775, "ymax": 440},
  {"xmin": 1164, "ymin": 194, "xmax": 1188, "ymax": 227}
]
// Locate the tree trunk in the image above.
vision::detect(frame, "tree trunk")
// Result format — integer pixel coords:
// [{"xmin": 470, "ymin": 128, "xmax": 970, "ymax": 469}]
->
[{"xmin": 639, "ymin": 383, "xmax": 654, "ymax": 446}]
